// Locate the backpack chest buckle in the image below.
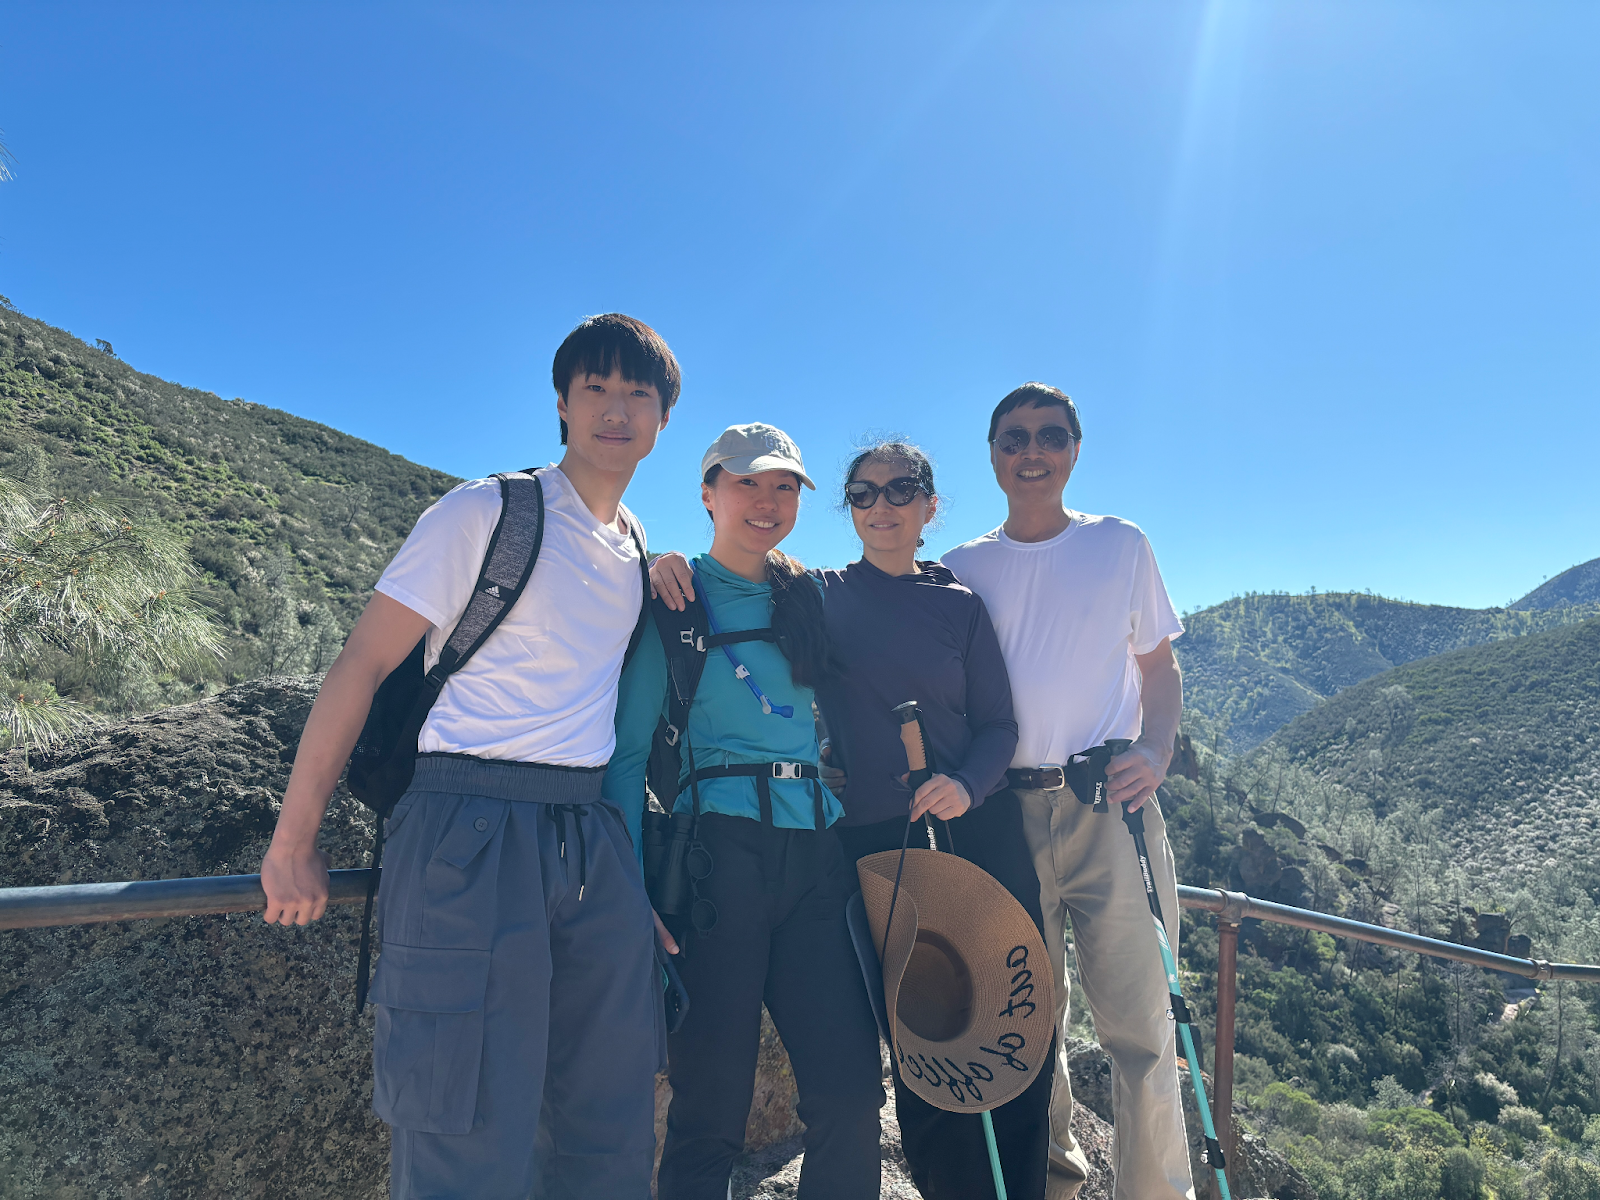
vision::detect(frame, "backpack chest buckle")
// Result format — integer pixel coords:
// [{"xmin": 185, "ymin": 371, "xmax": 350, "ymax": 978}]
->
[{"xmin": 771, "ymin": 762, "xmax": 805, "ymax": 780}]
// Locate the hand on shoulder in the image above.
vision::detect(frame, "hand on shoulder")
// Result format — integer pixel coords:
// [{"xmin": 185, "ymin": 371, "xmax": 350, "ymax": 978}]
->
[{"xmin": 649, "ymin": 551, "xmax": 695, "ymax": 611}]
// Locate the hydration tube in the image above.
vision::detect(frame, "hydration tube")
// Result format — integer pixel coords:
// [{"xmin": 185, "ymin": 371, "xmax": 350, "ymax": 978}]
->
[{"xmin": 692, "ymin": 562, "xmax": 794, "ymax": 719}]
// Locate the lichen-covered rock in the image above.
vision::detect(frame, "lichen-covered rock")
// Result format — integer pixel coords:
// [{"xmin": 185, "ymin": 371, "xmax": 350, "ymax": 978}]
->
[
  {"xmin": 1065, "ymin": 1035, "xmax": 1115, "ymax": 1124},
  {"xmin": 0, "ymin": 677, "xmax": 384, "ymax": 1199}
]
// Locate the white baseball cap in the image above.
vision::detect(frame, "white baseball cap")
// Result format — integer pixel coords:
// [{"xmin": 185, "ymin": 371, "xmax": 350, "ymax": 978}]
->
[{"xmin": 700, "ymin": 423, "xmax": 816, "ymax": 490}]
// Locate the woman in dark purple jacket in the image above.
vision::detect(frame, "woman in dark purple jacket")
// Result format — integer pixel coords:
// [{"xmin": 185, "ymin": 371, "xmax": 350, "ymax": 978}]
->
[
  {"xmin": 819, "ymin": 441, "xmax": 1050, "ymax": 1200},
  {"xmin": 814, "ymin": 441, "xmax": 1017, "ymax": 848},
  {"xmin": 652, "ymin": 440, "xmax": 1051, "ymax": 1200}
]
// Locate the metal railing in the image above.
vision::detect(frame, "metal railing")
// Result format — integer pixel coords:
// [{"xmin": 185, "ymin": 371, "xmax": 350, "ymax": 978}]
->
[
  {"xmin": 6, "ymin": 871, "xmax": 1599, "ymax": 1192},
  {"xmin": 0, "ymin": 870, "xmax": 374, "ymax": 928},
  {"xmin": 1177, "ymin": 884, "xmax": 1600, "ymax": 1189}
]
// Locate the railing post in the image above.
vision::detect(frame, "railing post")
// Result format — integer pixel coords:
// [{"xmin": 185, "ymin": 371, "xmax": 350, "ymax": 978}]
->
[{"xmin": 1214, "ymin": 916, "xmax": 1240, "ymax": 1194}]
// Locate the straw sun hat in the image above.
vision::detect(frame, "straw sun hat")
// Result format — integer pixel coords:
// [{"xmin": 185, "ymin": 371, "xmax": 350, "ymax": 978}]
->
[{"xmin": 856, "ymin": 848, "xmax": 1055, "ymax": 1113}]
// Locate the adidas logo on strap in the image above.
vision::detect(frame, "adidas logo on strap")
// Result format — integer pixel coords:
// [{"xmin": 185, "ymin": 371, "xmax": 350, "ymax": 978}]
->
[{"xmin": 483, "ymin": 584, "xmax": 501, "ymax": 597}]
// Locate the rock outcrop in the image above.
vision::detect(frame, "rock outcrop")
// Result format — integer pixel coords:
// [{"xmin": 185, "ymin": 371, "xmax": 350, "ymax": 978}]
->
[{"xmin": 1, "ymin": 678, "xmax": 385, "ymax": 1199}]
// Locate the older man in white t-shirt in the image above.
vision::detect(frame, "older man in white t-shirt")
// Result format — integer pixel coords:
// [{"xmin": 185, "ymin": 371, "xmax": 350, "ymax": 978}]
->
[{"xmin": 943, "ymin": 383, "xmax": 1193, "ymax": 1200}]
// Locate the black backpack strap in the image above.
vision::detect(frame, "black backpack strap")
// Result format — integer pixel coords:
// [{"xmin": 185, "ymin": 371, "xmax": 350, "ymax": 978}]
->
[
  {"xmin": 427, "ymin": 472, "xmax": 546, "ymax": 685},
  {"xmin": 353, "ymin": 816, "xmax": 386, "ymax": 1013},
  {"xmin": 652, "ymin": 595, "xmax": 712, "ymax": 746},
  {"xmin": 622, "ymin": 519, "xmax": 651, "ymax": 672},
  {"xmin": 705, "ymin": 628, "xmax": 775, "ymax": 649},
  {"xmin": 644, "ymin": 595, "xmax": 711, "ymax": 823},
  {"xmin": 357, "ymin": 471, "xmax": 545, "ymax": 1014}
]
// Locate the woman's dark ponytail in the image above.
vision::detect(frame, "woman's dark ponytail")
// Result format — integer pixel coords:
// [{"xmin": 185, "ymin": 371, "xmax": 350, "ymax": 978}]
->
[{"xmin": 766, "ymin": 550, "xmax": 843, "ymax": 688}]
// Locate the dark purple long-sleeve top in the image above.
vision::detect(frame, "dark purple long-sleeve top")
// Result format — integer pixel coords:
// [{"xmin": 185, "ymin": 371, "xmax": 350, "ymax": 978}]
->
[{"xmin": 814, "ymin": 558, "xmax": 1018, "ymax": 826}]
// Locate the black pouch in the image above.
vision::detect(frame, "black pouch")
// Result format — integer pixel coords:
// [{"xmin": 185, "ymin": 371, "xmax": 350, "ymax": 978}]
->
[
  {"xmin": 642, "ymin": 808, "xmax": 696, "ymax": 917},
  {"xmin": 1063, "ymin": 738, "xmax": 1134, "ymax": 811},
  {"xmin": 656, "ymin": 931, "xmax": 690, "ymax": 1035}
]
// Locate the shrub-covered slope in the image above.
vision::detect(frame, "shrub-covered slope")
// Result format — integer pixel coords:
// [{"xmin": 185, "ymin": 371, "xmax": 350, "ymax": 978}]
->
[
  {"xmin": 1515, "ymin": 557, "xmax": 1600, "ymax": 612},
  {"xmin": 1178, "ymin": 590, "xmax": 1600, "ymax": 752},
  {"xmin": 0, "ymin": 305, "xmax": 459, "ymax": 682},
  {"xmin": 1270, "ymin": 615, "xmax": 1600, "ymax": 894}
]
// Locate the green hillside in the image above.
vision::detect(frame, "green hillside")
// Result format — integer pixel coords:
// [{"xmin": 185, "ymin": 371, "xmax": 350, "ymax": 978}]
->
[
  {"xmin": 1177, "ymin": 589, "xmax": 1600, "ymax": 753},
  {"xmin": 1271, "ymin": 614, "xmax": 1600, "ymax": 898},
  {"xmin": 0, "ymin": 304, "xmax": 459, "ymax": 692},
  {"xmin": 1160, "ymin": 616, "xmax": 1600, "ymax": 1196}
]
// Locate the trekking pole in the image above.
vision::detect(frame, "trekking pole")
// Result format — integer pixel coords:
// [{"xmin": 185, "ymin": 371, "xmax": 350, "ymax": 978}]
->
[
  {"xmin": 893, "ymin": 701, "xmax": 1005, "ymax": 1200},
  {"xmin": 1120, "ymin": 794, "xmax": 1233, "ymax": 1200}
]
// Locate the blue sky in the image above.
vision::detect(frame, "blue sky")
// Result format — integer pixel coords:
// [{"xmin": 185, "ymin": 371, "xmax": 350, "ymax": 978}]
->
[{"xmin": 3, "ymin": 2, "xmax": 1597, "ymax": 614}]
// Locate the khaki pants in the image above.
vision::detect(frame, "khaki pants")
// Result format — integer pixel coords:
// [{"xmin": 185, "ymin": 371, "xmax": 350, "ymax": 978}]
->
[{"xmin": 1013, "ymin": 787, "xmax": 1197, "ymax": 1200}]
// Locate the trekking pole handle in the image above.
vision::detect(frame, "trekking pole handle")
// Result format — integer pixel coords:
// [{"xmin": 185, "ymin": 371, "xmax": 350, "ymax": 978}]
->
[{"xmin": 894, "ymin": 700, "xmax": 933, "ymax": 792}]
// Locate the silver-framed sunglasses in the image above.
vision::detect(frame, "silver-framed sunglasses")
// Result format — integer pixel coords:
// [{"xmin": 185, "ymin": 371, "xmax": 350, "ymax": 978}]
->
[{"xmin": 994, "ymin": 425, "xmax": 1077, "ymax": 455}]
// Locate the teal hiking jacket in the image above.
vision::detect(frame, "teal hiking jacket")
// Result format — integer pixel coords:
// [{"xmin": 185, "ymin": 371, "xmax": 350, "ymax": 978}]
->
[{"xmin": 602, "ymin": 553, "xmax": 842, "ymax": 856}]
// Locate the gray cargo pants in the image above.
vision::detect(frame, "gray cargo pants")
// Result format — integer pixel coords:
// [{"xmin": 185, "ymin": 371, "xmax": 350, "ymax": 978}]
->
[{"xmin": 371, "ymin": 756, "xmax": 662, "ymax": 1200}]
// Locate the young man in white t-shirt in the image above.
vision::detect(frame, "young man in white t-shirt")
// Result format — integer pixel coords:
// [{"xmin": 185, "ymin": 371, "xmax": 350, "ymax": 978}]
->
[
  {"xmin": 260, "ymin": 314, "xmax": 679, "ymax": 1200},
  {"xmin": 942, "ymin": 383, "xmax": 1193, "ymax": 1200}
]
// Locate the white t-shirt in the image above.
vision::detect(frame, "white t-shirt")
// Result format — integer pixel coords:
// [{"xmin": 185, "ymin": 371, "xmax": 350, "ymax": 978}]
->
[
  {"xmin": 375, "ymin": 466, "xmax": 645, "ymax": 767},
  {"xmin": 941, "ymin": 513, "xmax": 1183, "ymax": 768}
]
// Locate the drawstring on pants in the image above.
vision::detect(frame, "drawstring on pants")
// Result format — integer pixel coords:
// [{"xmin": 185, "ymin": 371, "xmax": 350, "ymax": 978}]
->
[{"xmin": 548, "ymin": 803, "xmax": 591, "ymax": 899}]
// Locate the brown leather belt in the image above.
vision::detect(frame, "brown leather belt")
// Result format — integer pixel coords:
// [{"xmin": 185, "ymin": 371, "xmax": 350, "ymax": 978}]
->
[{"xmin": 1006, "ymin": 765, "xmax": 1066, "ymax": 792}]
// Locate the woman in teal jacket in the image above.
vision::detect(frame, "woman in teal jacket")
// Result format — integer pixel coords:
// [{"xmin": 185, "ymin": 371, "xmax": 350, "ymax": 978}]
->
[{"xmin": 602, "ymin": 423, "xmax": 884, "ymax": 1200}]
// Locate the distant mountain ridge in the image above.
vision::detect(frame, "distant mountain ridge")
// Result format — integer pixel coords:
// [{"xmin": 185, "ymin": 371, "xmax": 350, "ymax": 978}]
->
[
  {"xmin": 1514, "ymin": 557, "xmax": 1600, "ymax": 612},
  {"xmin": 1177, "ymin": 577, "xmax": 1600, "ymax": 752}
]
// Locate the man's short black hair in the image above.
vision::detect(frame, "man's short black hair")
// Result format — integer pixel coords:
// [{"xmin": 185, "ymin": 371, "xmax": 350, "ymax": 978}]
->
[
  {"xmin": 552, "ymin": 313, "xmax": 681, "ymax": 445},
  {"xmin": 987, "ymin": 382, "xmax": 1082, "ymax": 444}
]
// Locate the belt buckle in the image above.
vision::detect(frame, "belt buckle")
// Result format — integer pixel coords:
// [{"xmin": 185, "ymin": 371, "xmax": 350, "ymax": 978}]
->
[
  {"xmin": 771, "ymin": 762, "xmax": 803, "ymax": 780},
  {"xmin": 1037, "ymin": 763, "xmax": 1066, "ymax": 791}
]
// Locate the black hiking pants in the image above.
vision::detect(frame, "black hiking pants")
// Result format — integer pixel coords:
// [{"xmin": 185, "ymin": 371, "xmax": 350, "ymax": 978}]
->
[
  {"xmin": 657, "ymin": 813, "xmax": 886, "ymax": 1200},
  {"xmin": 836, "ymin": 791, "xmax": 1055, "ymax": 1200}
]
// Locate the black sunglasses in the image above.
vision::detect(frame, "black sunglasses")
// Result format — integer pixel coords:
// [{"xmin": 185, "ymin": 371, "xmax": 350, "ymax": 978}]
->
[
  {"xmin": 994, "ymin": 425, "xmax": 1077, "ymax": 456},
  {"xmin": 845, "ymin": 477, "xmax": 927, "ymax": 509}
]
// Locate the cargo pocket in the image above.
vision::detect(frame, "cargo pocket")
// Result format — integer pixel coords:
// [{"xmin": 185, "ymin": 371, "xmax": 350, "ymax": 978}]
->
[
  {"xmin": 421, "ymin": 795, "xmax": 509, "ymax": 950},
  {"xmin": 430, "ymin": 795, "xmax": 507, "ymax": 870},
  {"xmin": 370, "ymin": 943, "xmax": 492, "ymax": 1135}
]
